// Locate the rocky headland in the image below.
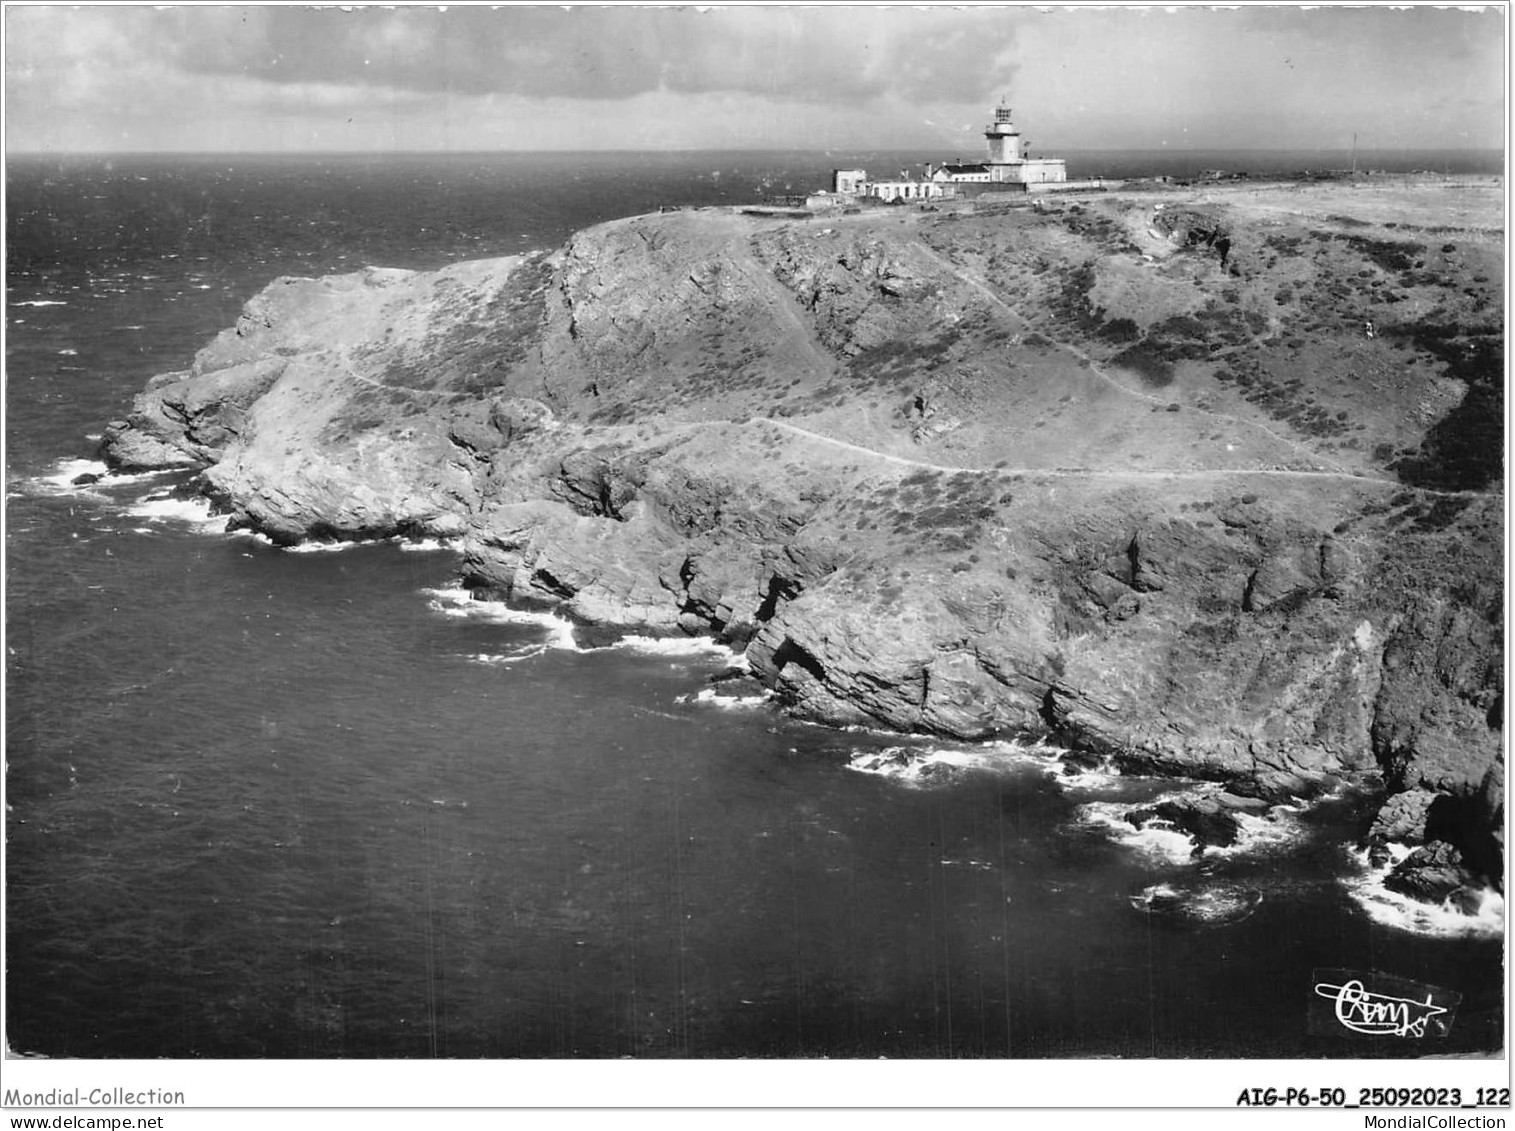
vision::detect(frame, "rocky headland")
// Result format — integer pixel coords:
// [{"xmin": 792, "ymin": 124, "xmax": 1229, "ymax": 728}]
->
[{"xmin": 103, "ymin": 178, "xmax": 1504, "ymax": 905}]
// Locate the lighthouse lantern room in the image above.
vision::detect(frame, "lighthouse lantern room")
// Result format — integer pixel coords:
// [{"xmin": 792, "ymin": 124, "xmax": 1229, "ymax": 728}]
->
[{"xmin": 985, "ymin": 101, "xmax": 1024, "ymax": 167}]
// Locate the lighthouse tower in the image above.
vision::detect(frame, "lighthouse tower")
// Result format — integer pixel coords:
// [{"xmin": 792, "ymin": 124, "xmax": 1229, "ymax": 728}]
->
[
  {"xmin": 929, "ymin": 97, "xmax": 1067, "ymax": 191},
  {"xmin": 984, "ymin": 101, "xmax": 1024, "ymax": 170}
]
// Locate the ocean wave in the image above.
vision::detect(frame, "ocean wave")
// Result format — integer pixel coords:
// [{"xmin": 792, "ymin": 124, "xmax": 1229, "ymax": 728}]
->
[
  {"xmin": 421, "ymin": 589, "xmax": 753, "ymax": 664},
  {"xmin": 1077, "ymin": 786, "xmax": 1310, "ymax": 864},
  {"xmin": 241, "ymin": 531, "xmax": 371, "ymax": 552},
  {"xmin": 675, "ymin": 687, "xmax": 772, "ymax": 710},
  {"xmin": 1227, "ymin": 805, "xmax": 1310, "ymax": 856},
  {"xmin": 28, "ymin": 459, "xmax": 175, "ymax": 496},
  {"xmin": 124, "ymin": 492, "xmax": 228, "ymax": 533},
  {"xmin": 254, "ymin": 533, "xmax": 459, "ymax": 554},
  {"xmin": 38, "ymin": 458, "xmax": 110, "ymax": 490},
  {"xmin": 844, "ymin": 737, "xmax": 1065, "ymax": 787},
  {"xmin": 840, "ymin": 735, "xmax": 1131, "ymax": 794},
  {"xmin": 603, "ymin": 634, "xmax": 738, "ymax": 661},
  {"xmin": 1342, "ymin": 846, "xmax": 1505, "ymax": 939},
  {"xmin": 282, "ymin": 540, "xmax": 369, "ymax": 554},
  {"xmin": 421, "ymin": 586, "xmax": 578, "ymax": 651},
  {"xmin": 1078, "ymin": 797, "xmax": 1200, "ymax": 864},
  {"xmin": 463, "ymin": 649, "xmax": 543, "ymax": 666},
  {"xmin": 1049, "ymin": 758, "xmax": 1125, "ymax": 793}
]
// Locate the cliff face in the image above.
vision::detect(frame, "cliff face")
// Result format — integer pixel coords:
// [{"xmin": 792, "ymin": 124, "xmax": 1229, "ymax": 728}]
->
[{"xmin": 103, "ymin": 186, "xmax": 1504, "ymax": 892}]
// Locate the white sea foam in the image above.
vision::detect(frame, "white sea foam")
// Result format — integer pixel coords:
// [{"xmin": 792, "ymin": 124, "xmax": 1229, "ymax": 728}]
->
[
  {"xmin": 1224, "ymin": 805, "xmax": 1310, "ymax": 857},
  {"xmin": 980, "ymin": 737, "xmax": 1068, "ymax": 771},
  {"xmin": 250, "ymin": 532, "xmax": 454, "ymax": 554},
  {"xmin": 1079, "ymin": 798, "xmax": 1199, "ymax": 865},
  {"xmin": 39, "ymin": 458, "xmax": 109, "ymax": 490},
  {"xmin": 423, "ymin": 585, "xmax": 487, "ymax": 609},
  {"xmin": 1078, "ymin": 785, "xmax": 1310, "ymax": 864},
  {"xmin": 845, "ymin": 737, "xmax": 1064, "ymax": 787},
  {"xmin": 1056, "ymin": 767, "xmax": 1124, "ymax": 793},
  {"xmin": 103, "ymin": 471, "xmax": 180, "ymax": 490},
  {"xmin": 675, "ymin": 687, "xmax": 772, "ymax": 710},
  {"xmin": 1132, "ymin": 882, "xmax": 1183, "ymax": 907},
  {"xmin": 1049, "ymin": 758, "xmax": 1125, "ymax": 793},
  {"xmin": 283, "ymin": 539, "xmax": 368, "ymax": 554},
  {"xmin": 124, "ymin": 493, "xmax": 227, "ymax": 533},
  {"xmin": 1342, "ymin": 845, "xmax": 1505, "ymax": 939},
  {"xmin": 844, "ymin": 746, "xmax": 943, "ymax": 784},
  {"xmin": 13, "ymin": 299, "xmax": 68, "ymax": 307},
  {"xmin": 422, "ymin": 586, "xmax": 578, "ymax": 651},
  {"xmin": 464, "ymin": 649, "xmax": 546, "ymax": 666},
  {"xmin": 32, "ymin": 459, "xmax": 175, "ymax": 495},
  {"xmin": 607, "ymin": 635, "xmax": 736, "ymax": 660}
]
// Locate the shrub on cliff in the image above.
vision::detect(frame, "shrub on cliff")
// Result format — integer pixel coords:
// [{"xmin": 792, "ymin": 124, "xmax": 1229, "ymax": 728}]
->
[
  {"xmin": 1390, "ymin": 325, "xmax": 1504, "ymax": 492},
  {"xmin": 1111, "ymin": 342, "xmax": 1174, "ymax": 387},
  {"xmin": 1098, "ymin": 317, "xmax": 1139, "ymax": 344}
]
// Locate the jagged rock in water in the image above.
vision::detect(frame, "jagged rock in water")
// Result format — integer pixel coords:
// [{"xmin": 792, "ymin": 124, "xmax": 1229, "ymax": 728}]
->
[
  {"xmin": 1131, "ymin": 882, "xmax": 1263, "ymax": 926},
  {"xmin": 1383, "ymin": 841, "xmax": 1479, "ymax": 902},
  {"xmin": 1126, "ymin": 796, "xmax": 1242, "ymax": 853}
]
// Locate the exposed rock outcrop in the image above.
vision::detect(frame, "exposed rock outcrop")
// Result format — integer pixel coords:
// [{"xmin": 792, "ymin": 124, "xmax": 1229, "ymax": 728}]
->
[
  {"xmin": 1384, "ymin": 841, "xmax": 1484, "ymax": 909},
  {"xmin": 100, "ymin": 195, "xmax": 1505, "ymax": 898}
]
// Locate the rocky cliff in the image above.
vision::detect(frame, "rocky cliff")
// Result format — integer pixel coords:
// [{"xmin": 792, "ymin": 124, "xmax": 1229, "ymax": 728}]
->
[{"xmin": 104, "ymin": 183, "xmax": 1504, "ymax": 899}]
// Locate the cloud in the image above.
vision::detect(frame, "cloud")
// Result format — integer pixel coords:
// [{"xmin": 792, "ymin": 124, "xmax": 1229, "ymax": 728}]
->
[
  {"xmin": 4, "ymin": 6, "xmax": 1502, "ymax": 154},
  {"xmin": 167, "ymin": 6, "xmax": 1024, "ymax": 104}
]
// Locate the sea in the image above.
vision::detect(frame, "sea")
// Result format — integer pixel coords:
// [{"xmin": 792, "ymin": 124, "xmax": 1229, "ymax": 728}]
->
[{"xmin": 5, "ymin": 149, "xmax": 1504, "ymax": 1060}]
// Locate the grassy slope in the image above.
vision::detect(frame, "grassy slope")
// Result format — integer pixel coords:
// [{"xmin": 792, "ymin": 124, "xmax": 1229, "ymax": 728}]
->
[
  {"xmin": 467, "ymin": 180, "xmax": 1499, "ymax": 774},
  {"xmin": 120, "ymin": 175, "xmax": 1499, "ymax": 803},
  {"xmin": 208, "ymin": 178, "xmax": 1500, "ymax": 587},
  {"xmin": 513, "ymin": 181, "xmax": 1500, "ymax": 498}
]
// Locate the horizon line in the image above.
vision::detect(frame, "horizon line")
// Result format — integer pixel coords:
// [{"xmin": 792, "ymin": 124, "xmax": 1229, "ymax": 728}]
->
[{"xmin": 6, "ymin": 144, "xmax": 1505, "ymax": 160}]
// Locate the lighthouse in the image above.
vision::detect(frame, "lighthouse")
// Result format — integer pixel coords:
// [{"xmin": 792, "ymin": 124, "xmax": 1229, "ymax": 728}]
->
[
  {"xmin": 984, "ymin": 101, "xmax": 1024, "ymax": 168},
  {"xmin": 856, "ymin": 95, "xmax": 1073, "ymax": 200}
]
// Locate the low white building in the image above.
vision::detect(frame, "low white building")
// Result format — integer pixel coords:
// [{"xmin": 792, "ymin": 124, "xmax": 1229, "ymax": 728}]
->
[
  {"xmin": 832, "ymin": 169, "xmax": 867, "ymax": 195},
  {"xmin": 929, "ymin": 162, "xmax": 992, "ymax": 184},
  {"xmin": 862, "ymin": 179, "xmax": 949, "ymax": 203}
]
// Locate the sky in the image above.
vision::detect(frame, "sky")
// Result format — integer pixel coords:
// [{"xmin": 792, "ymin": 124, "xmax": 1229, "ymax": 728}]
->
[{"xmin": 3, "ymin": 3, "xmax": 1506, "ymax": 154}]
